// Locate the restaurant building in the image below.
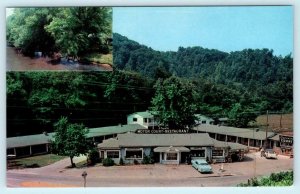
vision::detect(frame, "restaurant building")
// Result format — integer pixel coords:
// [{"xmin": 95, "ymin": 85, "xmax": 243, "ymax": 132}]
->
[{"xmin": 97, "ymin": 133, "xmax": 248, "ymax": 164}]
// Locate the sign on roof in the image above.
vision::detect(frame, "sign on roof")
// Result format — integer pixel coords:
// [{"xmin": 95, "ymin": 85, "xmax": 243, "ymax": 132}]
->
[
  {"xmin": 279, "ymin": 135, "xmax": 293, "ymax": 144},
  {"xmin": 136, "ymin": 129, "xmax": 190, "ymax": 134}
]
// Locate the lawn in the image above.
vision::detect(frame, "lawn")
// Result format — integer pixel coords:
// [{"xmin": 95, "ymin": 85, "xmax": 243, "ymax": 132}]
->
[{"xmin": 7, "ymin": 154, "xmax": 67, "ymax": 169}]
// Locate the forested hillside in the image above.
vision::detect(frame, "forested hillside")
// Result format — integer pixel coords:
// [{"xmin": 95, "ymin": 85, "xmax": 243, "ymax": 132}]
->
[
  {"xmin": 7, "ymin": 71, "xmax": 153, "ymax": 137},
  {"xmin": 113, "ymin": 33, "xmax": 293, "ymax": 113},
  {"xmin": 7, "ymin": 33, "xmax": 293, "ymax": 136}
]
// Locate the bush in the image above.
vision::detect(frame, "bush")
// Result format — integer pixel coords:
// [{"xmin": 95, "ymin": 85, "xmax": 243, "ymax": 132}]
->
[
  {"xmin": 103, "ymin": 158, "xmax": 114, "ymax": 166},
  {"xmin": 238, "ymin": 171, "xmax": 293, "ymax": 186},
  {"xmin": 142, "ymin": 155, "xmax": 154, "ymax": 164},
  {"xmin": 87, "ymin": 148, "xmax": 100, "ymax": 165}
]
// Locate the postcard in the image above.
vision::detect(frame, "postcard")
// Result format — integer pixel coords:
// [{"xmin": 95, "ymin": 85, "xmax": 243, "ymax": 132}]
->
[{"xmin": 6, "ymin": 6, "xmax": 293, "ymax": 188}]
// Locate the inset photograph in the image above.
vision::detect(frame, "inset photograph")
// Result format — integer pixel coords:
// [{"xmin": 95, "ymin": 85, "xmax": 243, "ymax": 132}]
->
[{"xmin": 6, "ymin": 7, "xmax": 113, "ymax": 71}]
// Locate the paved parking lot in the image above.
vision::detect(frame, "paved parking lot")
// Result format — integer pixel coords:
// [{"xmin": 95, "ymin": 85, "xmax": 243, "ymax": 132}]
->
[{"xmin": 7, "ymin": 151, "xmax": 293, "ymax": 187}]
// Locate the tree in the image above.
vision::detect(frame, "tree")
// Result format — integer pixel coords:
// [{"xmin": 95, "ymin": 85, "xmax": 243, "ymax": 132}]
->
[
  {"xmin": 6, "ymin": 8, "xmax": 57, "ymax": 56},
  {"xmin": 45, "ymin": 7, "xmax": 112, "ymax": 57},
  {"xmin": 227, "ymin": 103, "xmax": 257, "ymax": 128},
  {"xmin": 52, "ymin": 117, "xmax": 90, "ymax": 167},
  {"xmin": 151, "ymin": 76, "xmax": 198, "ymax": 129}
]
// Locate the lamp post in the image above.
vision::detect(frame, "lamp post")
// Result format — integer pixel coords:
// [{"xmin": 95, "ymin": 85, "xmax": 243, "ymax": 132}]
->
[{"xmin": 82, "ymin": 171, "xmax": 87, "ymax": 188}]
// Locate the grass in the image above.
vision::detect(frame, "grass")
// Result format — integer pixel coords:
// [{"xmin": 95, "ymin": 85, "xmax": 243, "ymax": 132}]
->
[
  {"xmin": 81, "ymin": 52, "xmax": 113, "ymax": 65},
  {"xmin": 7, "ymin": 154, "xmax": 67, "ymax": 169}
]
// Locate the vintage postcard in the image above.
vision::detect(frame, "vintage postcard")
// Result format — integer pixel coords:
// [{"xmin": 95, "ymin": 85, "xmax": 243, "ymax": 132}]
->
[{"xmin": 6, "ymin": 6, "xmax": 293, "ymax": 187}]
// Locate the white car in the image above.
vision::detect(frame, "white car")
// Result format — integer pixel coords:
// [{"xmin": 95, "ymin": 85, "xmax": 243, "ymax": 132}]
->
[{"xmin": 263, "ymin": 149, "xmax": 277, "ymax": 159}]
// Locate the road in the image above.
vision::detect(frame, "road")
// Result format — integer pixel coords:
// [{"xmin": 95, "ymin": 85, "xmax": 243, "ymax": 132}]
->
[{"xmin": 7, "ymin": 152, "xmax": 293, "ymax": 187}]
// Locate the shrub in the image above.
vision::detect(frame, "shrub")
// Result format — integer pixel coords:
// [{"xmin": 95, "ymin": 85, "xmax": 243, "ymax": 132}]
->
[
  {"xmin": 142, "ymin": 155, "xmax": 154, "ymax": 164},
  {"xmin": 87, "ymin": 148, "xmax": 100, "ymax": 165},
  {"xmin": 238, "ymin": 171, "xmax": 293, "ymax": 186},
  {"xmin": 103, "ymin": 158, "xmax": 114, "ymax": 166}
]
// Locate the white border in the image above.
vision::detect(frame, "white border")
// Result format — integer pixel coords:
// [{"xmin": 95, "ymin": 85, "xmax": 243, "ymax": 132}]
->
[{"xmin": 1, "ymin": 1, "xmax": 298, "ymax": 194}]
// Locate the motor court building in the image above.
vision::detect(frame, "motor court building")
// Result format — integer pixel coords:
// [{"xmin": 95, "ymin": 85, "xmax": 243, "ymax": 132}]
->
[{"xmin": 97, "ymin": 133, "xmax": 248, "ymax": 164}]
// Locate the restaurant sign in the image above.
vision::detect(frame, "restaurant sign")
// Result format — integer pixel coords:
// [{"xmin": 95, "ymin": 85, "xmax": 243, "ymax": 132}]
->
[
  {"xmin": 136, "ymin": 129, "xmax": 190, "ymax": 134},
  {"xmin": 279, "ymin": 135, "xmax": 293, "ymax": 144}
]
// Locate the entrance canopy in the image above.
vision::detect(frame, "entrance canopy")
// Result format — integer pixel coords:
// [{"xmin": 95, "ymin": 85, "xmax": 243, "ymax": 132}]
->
[{"xmin": 154, "ymin": 146, "xmax": 190, "ymax": 153}]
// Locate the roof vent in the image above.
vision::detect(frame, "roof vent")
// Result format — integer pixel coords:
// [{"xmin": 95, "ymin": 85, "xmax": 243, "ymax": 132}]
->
[{"xmin": 43, "ymin": 131, "xmax": 48, "ymax": 136}]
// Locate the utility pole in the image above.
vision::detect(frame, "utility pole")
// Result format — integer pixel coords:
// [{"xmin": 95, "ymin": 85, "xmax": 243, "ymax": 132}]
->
[{"xmin": 265, "ymin": 110, "xmax": 269, "ymax": 149}]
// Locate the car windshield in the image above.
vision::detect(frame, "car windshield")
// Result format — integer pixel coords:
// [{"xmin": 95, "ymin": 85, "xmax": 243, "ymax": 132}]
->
[
  {"xmin": 200, "ymin": 163, "xmax": 208, "ymax": 165},
  {"xmin": 267, "ymin": 150, "xmax": 275, "ymax": 154}
]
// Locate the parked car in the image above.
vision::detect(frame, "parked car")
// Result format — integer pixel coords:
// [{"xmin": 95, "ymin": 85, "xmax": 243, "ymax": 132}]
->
[
  {"xmin": 191, "ymin": 159, "xmax": 213, "ymax": 173},
  {"xmin": 261, "ymin": 149, "xmax": 277, "ymax": 159}
]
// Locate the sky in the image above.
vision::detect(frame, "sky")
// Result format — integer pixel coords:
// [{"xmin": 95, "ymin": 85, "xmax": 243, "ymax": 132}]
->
[{"xmin": 113, "ymin": 6, "xmax": 293, "ymax": 56}]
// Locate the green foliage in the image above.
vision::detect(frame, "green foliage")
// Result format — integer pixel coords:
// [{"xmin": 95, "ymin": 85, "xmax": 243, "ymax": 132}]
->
[
  {"xmin": 6, "ymin": 8, "xmax": 58, "ymax": 56},
  {"xmin": 88, "ymin": 148, "xmax": 100, "ymax": 165},
  {"xmin": 24, "ymin": 72, "xmax": 92, "ymax": 125},
  {"xmin": 142, "ymin": 154, "xmax": 154, "ymax": 164},
  {"xmin": 227, "ymin": 103, "xmax": 257, "ymax": 128},
  {"xmin": 52, "ymin": 117, "xmax": 89, "ymax": 167},
  {"xmin": 7, "ymin": 71, "xmax": 153, "ymax": 137},
  {"xmin": 238, "ymin": 171, "xmax": 293, "ymax": 186},
  {"xmin": 45, "ymin": 7, "xmax": 112, "ymax": 57},
  {"xmin": 151, "ymin": 76, "xmax": 198, "ymax": 129},
  {"xmin": 113, "ymin": 33, "xmax": 170, "ymax": 78},
  {"xmin": 7, "ymin": 7, "xmax": 112, "ymax": 58},
  {"xmin": 113, "ymin": 33, "xmax": 293, "ymax": 113},
  {"xmin": 102, "ymin": 158, "xmax": 114, "ymax": 166}
]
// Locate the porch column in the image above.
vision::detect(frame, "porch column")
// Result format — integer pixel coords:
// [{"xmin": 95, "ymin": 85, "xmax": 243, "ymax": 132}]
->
[
  {"xmin": 215, "ymin": 133, "xmax": 217, "ymax": 139},
  {"xmin": 14, "ymin": 148, "xmax": 16, "ymax": 156},
  {"xmin": 260, "ymin": 140, "xmax": 263, "ymax": 147},
  {"xmin": 29, "ymin": 146, "xmax": 32, "ymax": 155},
  {"xmin": 46, "ymin": 144, "xmax": 49, "ymax": 152},
  {"xmin": 236, "ymin": 136, "xmax": 239, "ymax": 143},
  {"xmin": 225, "ymin": 135, "xmax": 228, "ymax": 142},
  {"xmin": 247, "ymin": 138, "xmax": 250, "ymax": 147},
  {"xmin": 159, "ymin": 153, "xmax": 162, "ymax": 163}
]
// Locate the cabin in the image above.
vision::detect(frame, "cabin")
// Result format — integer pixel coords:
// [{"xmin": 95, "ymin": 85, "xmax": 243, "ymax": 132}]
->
[{"xmin": 127, "ymin": 111, "xmax": 158, "ymax": 129}]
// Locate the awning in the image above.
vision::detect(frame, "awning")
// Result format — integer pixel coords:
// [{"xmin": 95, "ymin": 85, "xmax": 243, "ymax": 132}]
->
[{"xmin": 154, "ymin": 146, "xmax": 190, "ymax": 153}]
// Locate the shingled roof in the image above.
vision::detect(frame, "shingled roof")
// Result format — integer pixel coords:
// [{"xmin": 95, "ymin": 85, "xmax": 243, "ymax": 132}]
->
[
  {"xmin": 98, "ymin": 133, "xmax": 214, "ymax": 148},
  {"xmin": 212, "ymin": 139, "xmax": 248, "ymax": 151},
  {"xmin": 87, "ymin": 124, "xmax": 146, "ymax": 138},
  {"xmin": 7, "ymin": 133, "xmax": 55, "ymax": 149},
  {"xmin": 193, "ymin": 125, "xmax": 276, "ymax": 140},
  {"xmin": 8, "ymin": 124, "xmax": 146, "ymax": 149}
]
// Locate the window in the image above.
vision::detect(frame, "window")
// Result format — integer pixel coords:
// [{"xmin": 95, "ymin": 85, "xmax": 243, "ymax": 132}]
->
[
  {"xmin": 107, "ymin": 151, "xmax": 119, "ymax": 158},
  {"xmin": 126, "ymin": 149, "xmax": 143, "ymax": 159},
  {"xmin": 202, "ymin": 120, "xmax": 207, "ymax": 124},
  {"xmin": 190, "ymin": 150, "xmax": 205, "ymax": 157},
  {"xmin": 148, "ymin": 118, "xmax": 152, "ymax": 123},
  {"xmin": 144, "ymin": 118, "xmax": 147, "ymax": 123},
  {"xmin": 166, "ymin": 153, "xmax": 177, "ymax": 160},
  {"xmin": 212, "ymin": 149, "xmax": 224, "ymax": 157},
  {"xmin": 133, "ymin": 118, "xmax": 137, "ymax": 122}
]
